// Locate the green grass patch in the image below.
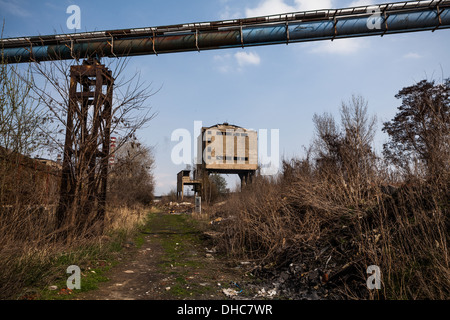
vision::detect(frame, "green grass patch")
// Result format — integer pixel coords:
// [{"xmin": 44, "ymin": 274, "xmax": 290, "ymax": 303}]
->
[
  {"xmin": 10, "ymin": 209, "xmax": 159, "ymax": 300},
  {"xmin": 144, "ymin": 211, "xmax": 212, "ymax": 298}
]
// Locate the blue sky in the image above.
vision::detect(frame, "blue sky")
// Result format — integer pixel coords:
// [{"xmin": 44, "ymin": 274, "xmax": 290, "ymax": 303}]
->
[{"xmin": 1, "ymin": 0, "xmax": 450, "ymax": 195}]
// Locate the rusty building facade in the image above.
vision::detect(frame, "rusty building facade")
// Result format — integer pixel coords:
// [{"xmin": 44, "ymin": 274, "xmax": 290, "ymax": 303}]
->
[{"xmin": 0, "ymin": 147, "xmax": 61, "ymax": 206}]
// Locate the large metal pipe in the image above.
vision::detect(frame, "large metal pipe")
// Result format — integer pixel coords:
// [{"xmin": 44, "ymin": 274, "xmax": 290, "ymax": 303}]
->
[{"xmin": 1, "ymin": 0, "xmax": 449, "ymax": 63}]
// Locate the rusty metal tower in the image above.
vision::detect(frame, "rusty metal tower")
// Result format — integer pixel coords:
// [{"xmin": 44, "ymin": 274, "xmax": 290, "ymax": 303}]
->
[{"xmin": 56, "ymin": 58, "xmax": 114, "ymax": 235}]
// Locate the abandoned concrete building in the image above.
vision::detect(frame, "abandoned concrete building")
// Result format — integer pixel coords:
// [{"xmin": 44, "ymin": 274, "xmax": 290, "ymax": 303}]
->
[{"xmin": 177, "ymin": 123, "xmax": 258, "ymax": 200}]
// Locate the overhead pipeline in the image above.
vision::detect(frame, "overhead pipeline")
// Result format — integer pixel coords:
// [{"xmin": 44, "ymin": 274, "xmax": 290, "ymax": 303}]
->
[{"xmin": 1, "ymin": 0, "xmax": 449, "ymax": 63}]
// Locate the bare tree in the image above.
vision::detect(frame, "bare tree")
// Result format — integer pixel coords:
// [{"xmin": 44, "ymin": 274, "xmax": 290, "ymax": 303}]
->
[
  {"xmin": 382, "ymin": 78, "xmax": 450, "ymax": 181},
  {"xmin": 0, "ymin": 40, "xmax": 61, "ymax": 256},
  {"xmin": 28, "ymin": 57, "xmax": 157, "ymax": 153},
  {"xmin": 312, "ymin": 95, "xmax": 377, "ymax": 204},
  {"xmin": 339, "ymin": 95, "xmax": 378, "ymax": 185},
  {"xmin": 1, "ymin": 41, "xmax": 53, "ymax": 208},
  {"xmin": 25, "ymin": 56, "xmax": 158, "ymax": 238},
  {"xmin": 0, "ymin": 55, "xmax": 47, "ymax": 156},
  {"xmin": 108, "ymin": 137, "xmax": 155, "ymax": 207},
  {"xmin": 312, "ymin": 111, "xmax": 341, "ymax": 175}
]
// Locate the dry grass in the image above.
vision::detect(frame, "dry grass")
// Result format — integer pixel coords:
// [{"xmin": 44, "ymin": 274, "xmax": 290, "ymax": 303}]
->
[
  {"xmin": 104, "ymin": 205, "xmax": 148, "ymax": 233},
  {"xmin": 214, "ymin": 93, "xmax": 449, "ymax": 299},
  {"xmin": 214, "ymin": 162, "xmax": 449, "ymax": 300},
  {"xmin": 0, "ymin": 145, "xmax": 155, "ymax": 299},
  {"xmin": 0, "ymin": 200, "xmax": 151, "ymax": 299}
]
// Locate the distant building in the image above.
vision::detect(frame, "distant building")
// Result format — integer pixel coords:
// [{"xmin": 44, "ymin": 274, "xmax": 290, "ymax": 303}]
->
[
  {"xmin": 196, "ymin": 123, "xmax": 258, "ymax": 175},
  {"xmin": 0, "ymin": 147, "xmax": 61, "ymax": 205},
  {"xmin": 177, "ymin": 169, "xmax": 201, "ymax": 201},
  {"xmin": 177, "ymin": 123, "xmax": 258, "ymax": 200},
  {"xmin": 34, "ymin": 157, "xmax": 62, "ymax": 170}
]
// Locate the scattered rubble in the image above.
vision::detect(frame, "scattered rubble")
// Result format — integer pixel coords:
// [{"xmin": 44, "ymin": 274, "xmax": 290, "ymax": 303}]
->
[
  {"xmin": 222, "ymin": 288, "xmax": 239, "ymax": 297},
  {"xmin": 210, "ymin": 217, "xmax": 223, "ymax": 225},
  {"xmin": 205, "ymin": 247, "xmax": 216, "ymax": 253},
  {"xmin": 161, "ymin": 201, "xmax": 195, "ymax": 214},
  {"xmin": 256, "ymin": 288, "xmax": 277, "ymax": 299},
  {"xmin": 57, "ymin": 288, "xmax": 73, "ymax": 295},
  {"xmin": 243, "ymin": 260, "xmax": 345, "ymax": 300},
  {"xmin": 207, "ymin": 202, "xmax": 350, "ymax": 300}
]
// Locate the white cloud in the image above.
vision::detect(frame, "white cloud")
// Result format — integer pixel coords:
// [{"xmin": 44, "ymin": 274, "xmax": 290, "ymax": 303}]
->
[
  {"xmin": 241, "ymin": 1, "xmax": 371, "ymax": 55},
  {"xmin": 213, "ymin": 53, "xmax": 232, "ymax": 62},
  {"xmin": 245, "ymin": 0, "xmax": 296, "ymax": 17},
  {"xmin": 219, "ymin": 4, "xmax": 243, "ymax": 19},
  {"xmin": 235, "ymin": 51, "xmax": 261, "ymax": 66},
  {"xmin": 154, "ymin": 172, "xmax": 176, "ymax": 195},
  {"xmin": 213, "ymin": 51, "xmax": 261, "ymax": 73},
  {"xmin": 348, "ymin": 0, "xmax": 376, "ymax": 7},
  {"xmin": 295, "ymin": 0, "xmax": 333, "ymax": 11},
  {"xmin": 243, "ymin": 0, "xmax": 380, "ymax": 18},
  {"xmin": 213, "ymin": 53, "xmax": 233, "ymax": 73},
  {"xmin": 403, "ymin": 52, "xmax": 422, "ymax": 59},
  {"xmin": 245, "ymin": 0, "xmax": 333, "ymax": 17},
  {"xmin": 308, "ymin": 38, "xmax": 368, "ymax": 55},
  {"xmin": 0, "ymin": 0, "xmax": 31, "ymax": 17}
]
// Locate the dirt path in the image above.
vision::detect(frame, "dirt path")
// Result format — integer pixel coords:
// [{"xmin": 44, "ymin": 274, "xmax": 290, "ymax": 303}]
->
[{"xmin": 77, "ymin": 210, "xmax": 250, "ymax": 300}]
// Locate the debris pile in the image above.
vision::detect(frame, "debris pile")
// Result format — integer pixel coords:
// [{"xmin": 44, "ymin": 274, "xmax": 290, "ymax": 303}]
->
[
  {"xmin": 159, "ymin": 201, "xmax": 195, "ymax": 214},
  {"xmin": 241, "ymin": 256, "xmax": 351, "ymax": 300}
]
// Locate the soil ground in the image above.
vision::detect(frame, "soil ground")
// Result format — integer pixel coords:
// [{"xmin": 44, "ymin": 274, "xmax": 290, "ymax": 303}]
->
[{"xmin": 77, "ymin": 209, "xmax": 253, "ymax": 300}]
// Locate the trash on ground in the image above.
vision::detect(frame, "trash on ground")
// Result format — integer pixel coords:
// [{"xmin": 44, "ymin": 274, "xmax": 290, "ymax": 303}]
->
[
  {"xmin": 222, "ymin": 288, "xmax": 239, "ymax": 297},
  {"xmin": 256, "ymin": 288, "xmax": 277, "ymax": 298}
]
